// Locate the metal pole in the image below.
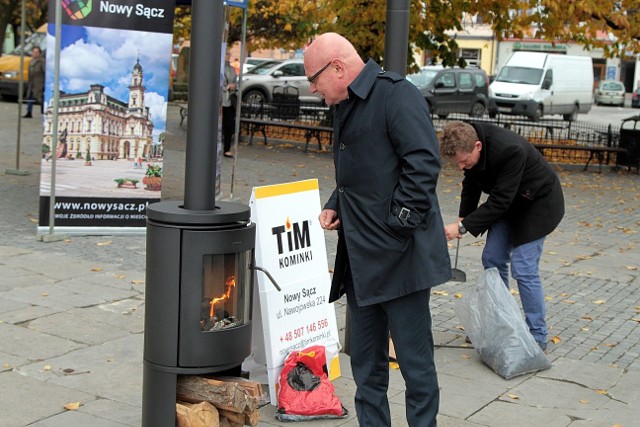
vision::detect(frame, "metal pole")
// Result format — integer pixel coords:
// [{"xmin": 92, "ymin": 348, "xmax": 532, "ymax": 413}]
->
[
  {"xmin": 183, "ymin": 0, "xmax": 224, "ymax": 211},
  {"xmin": 230, "ymin": 7, "xmax": 247, "ymax": 199},
  {"xmin": 384, "ymin": 0, "xmax": 410, "ymax": 76},
  {"xmin": 6, "ymin": 0, "xmax": 29, "ymax": 176},
  {"xmin": 39, "ymin": 0, "xmax": 67, "ymax": 242}
]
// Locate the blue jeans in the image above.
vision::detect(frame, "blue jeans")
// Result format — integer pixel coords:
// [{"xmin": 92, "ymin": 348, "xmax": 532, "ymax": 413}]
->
[{"xmin": 481, "ymin": 220, "xmax": 548, "ymax": 344}]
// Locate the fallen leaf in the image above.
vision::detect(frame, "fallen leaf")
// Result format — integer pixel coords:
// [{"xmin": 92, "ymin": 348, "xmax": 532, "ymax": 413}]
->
[
  {"xmin": 64, "ymin": 402, "xmax": 81, "ymax": 411},
  {"xmin": 454, "ymin": 293, "xmax": 463, "ymax": 299},
  {"xmin": 3, "ymin": 363, "xmax": 11, "ymax": 369},
  {"xmin": 462, "ymin": 354, "xmax": 471, "ymax": 360},
  {"xmin": 91, "ymin": 267, "xmax": 103, "ymax": 272},
  {"xmin": 603, "ymin": 343, "xmax": 617, "ymax": 348},
  {"xmin": 580, "ymin": 316, "xmax": 593, "ymax": 321},
  {"xmin": 631, "ymin": 318, "xmax": 640, "ymax": 323},
  {"xmin": 115, "ymin": 274, "xmax": 126, "ymax": 279},
  {"xmin": 131, "ymin": 280, "xmax": 144, "ymax": 285},
  {"xmin": 562, "ymin": 300, "xmax": 576, "ymax": 304},
  {"xmin": 41, "ymin": 292, "xmax": 49, "ymax": 297},
  {"xmin": 389, "ymin": 361, "xmax": 400, "ymax": 370},
  {"xmin": 432, "ymin": 290, "xmax": 448, "ymax": 296},
  {"xmin": 624, "ymin": 265, "xmax": 638, "ymax": 271},
  {"xmin": 96, "ymin": 241, "xmax": 112, "ymax": 246},
  {"xmin": 510, "ymin": 289, "xmax": 519, "ymax": 295},
  {"xmin": 43, "ymin": 365, "xmax": 52, "ymax": 371},
  {"xmin": 579, "ymin": 399, "xmax": 589, "ymax": 404},
  {"xmin": 544, "ymin": 296, "xmax": 553, "ymax": 301},
  {"xmin": 592, "ymin": 300, "xmax": 606, "ymax": 305},
  {"xmin": 581, "ymin": 327, "xmax": 589, "ymax": 331},
  {"xmin": 506, "ymin": 394, "xmax": 519, "ymax": 400},
  {"xmin": 595, "ymin": 389, "xmax": 608, "ymax": 396},
  {"xmin": 546, "ymin": 251, "xmax": 557, "ymax": 255},
  {"xmin": 550, "ymin": 336, "xmax": 561, "ymax": 344},
  {"xmin": 559, "ymin": 292, "xmax": 570, "ymax": 297}
]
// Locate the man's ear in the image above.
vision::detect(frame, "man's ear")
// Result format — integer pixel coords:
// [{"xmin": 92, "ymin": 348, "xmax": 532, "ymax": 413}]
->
[{"xmin": 475, "ymin": 140, "xmax": 482, "ymax": 152}]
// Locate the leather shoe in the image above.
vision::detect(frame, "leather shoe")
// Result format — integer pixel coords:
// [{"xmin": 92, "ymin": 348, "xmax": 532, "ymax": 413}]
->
[{"xmin": 23, "ymin": 113, "xmax": 32, "ymax": 118}]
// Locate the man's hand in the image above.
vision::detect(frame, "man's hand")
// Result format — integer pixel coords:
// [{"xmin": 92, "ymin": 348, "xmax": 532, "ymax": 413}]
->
[
  {"xmin": 444, "ymin": 222, "xmax": 461, "ymax": 241},
  {"xmin": 319, "ymin": 209, "xmax": 340, "ymax": 230}
]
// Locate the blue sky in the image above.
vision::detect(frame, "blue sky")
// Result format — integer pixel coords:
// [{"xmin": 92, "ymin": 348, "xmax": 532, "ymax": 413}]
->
[{"xmin": 45, "ymin": 24, "xmax": 173, "ymax": 143}]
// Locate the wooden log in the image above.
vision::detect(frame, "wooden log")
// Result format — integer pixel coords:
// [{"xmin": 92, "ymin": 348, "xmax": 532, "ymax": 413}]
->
[
  {"xmin": 213, "ymin": 377, "xmax": 264, "ymax": 400},
  {"xmin": 244, "ymin": 408, "xmax": 261, "ymax": 427},
  {"xmin": 218, "ymin": 409, "xmax": 244, "ymax": 425},
  {"xmin": 177, "ymin": 376, "xmax": 257, "ymax": 413},
  {"xmin": 176, "ymin": 401, "xmax": 219, "ymax": 427}
]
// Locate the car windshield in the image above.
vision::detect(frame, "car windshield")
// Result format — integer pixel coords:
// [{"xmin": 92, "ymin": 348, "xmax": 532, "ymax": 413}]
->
[
  {"xmin": 245, "ymin": 61, "xmax": 282, "ymax": 75},
  {"xmin": 406, "ymin": 69, "xmax": 440, "ymax": 88},
  {"xmin": 495, "ymin": 66, "xmax": 543, "ymax": 85}
]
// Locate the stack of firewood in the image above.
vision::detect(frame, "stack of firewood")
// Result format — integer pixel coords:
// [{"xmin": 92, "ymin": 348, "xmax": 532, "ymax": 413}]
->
[{"xmin": 176, "ymin": 376, "xmax": 263, "ymax": 427}]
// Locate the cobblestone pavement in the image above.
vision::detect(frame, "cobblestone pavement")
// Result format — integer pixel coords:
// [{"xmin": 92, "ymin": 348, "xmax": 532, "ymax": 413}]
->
[
  {"xmin": 2, "ymin": 100, "xmax": 640, "ymax": 426},
  {"xmin": 2, "ymin": 101, "xmax": 639, "ymax": 372}
]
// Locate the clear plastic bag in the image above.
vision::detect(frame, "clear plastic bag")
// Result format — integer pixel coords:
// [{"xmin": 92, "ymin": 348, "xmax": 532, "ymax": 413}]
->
[{"xmin": 454, "ymin": 268, "xmax": 551, "ymax": 379}]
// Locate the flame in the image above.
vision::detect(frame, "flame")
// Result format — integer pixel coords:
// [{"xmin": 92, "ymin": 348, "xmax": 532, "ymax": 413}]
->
[
  {"xmin": 209, "ymin": 275, "xmax": 236, "ymax": 318},
  {"xmin": 285, "ymin": 216, "xmax": 291, "ymax": 230}
]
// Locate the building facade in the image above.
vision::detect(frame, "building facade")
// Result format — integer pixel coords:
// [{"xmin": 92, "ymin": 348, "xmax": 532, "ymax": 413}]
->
[{"xmin": 43, "ymin": 58, "xmax": 154, "ymax": 161}]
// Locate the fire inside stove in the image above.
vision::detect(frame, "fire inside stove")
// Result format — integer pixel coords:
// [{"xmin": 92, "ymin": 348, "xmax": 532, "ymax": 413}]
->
[{"xmin": 200, "ymin": 252, "xmax": 251, "ymax": 332}]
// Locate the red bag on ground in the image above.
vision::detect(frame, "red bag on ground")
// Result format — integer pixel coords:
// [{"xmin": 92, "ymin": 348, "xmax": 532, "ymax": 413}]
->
[{"xmin": 275, "ymin": 345, "xmax": 347, "ymax": 421}]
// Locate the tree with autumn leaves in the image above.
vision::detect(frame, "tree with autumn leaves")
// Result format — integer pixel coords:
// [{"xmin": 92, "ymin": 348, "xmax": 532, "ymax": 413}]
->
[
  {"xmin": 3, "ymin": 1, "xmax": 637, "ymax": 67},
  {"xmin": 176, "ymin": 0, "xmax": 639, "ymax": 70}
]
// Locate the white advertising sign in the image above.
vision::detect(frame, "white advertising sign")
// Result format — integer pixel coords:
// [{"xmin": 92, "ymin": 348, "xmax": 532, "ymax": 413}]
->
[{"xmin": 249, "ymin": 179, "xmax": 340, "ymax": 406}]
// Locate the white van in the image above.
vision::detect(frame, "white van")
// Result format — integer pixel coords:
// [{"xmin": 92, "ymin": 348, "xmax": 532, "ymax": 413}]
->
[{"xmin": 488, "ymin": 52, "xmax": 593, "ymax": 121}]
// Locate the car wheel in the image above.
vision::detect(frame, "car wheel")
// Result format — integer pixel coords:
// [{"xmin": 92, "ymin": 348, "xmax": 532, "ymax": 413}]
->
[
  {"xmin": 563, "ymin": 106, "xmax": 578, "ymax": 121},
  {"xmin": 242, "ymin": 89, "xmax": 268, "ymax": 117},
  {"xmin": 243, "ymin": 89, "xmax": 267, "ymax": 107},
  {"xmin": 529, "ymin": 106, "xmax": 542, "ymax": 122},
  {"xmin": 469, "ymin": 102, "xmax": 486, "ymax": 117}
]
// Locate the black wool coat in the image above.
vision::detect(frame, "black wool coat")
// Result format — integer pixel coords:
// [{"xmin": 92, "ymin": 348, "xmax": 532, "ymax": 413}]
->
[
  {"xmin": 459, "ymin": 123, "xmax": 565, "ymax": 246},
  {"xmin": 326, "ymin": 60, "xmax": 452, "ymax": 306}
]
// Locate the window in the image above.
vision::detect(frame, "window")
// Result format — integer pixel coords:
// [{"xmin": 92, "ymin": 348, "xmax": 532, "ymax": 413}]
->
[
  {"xmin": 437, "ymin": 73, "xmax": 456, "ymax": 88},
  {"xmin": 474, "ymin": 73, "xmax": 486, "ymax": 87},
  {"xmin": 459, "ymin": 73, "xmax": 473, "ymax": 89},
  {"xmin": 460, "ymin": 49, "xmax": 480, "ymax": 67}
]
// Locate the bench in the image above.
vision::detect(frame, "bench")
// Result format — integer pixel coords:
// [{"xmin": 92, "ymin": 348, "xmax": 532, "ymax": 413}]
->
[
  {"xmin": 240, "ymin": 118, "xmax": 333, "ymax": 152},
  {"xmin": 532, "ymin": 143, "xmax": 627, "ymax": 172}
]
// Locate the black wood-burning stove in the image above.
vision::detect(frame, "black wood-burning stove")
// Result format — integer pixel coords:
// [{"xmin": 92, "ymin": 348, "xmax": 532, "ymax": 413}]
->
[
  {"xmin": 141, "ymin": 1, "xmax": 254, "ymax": 425},
  {"xmin": 142, "ymin": 202, "xmax": 255, "ymax": 426}
]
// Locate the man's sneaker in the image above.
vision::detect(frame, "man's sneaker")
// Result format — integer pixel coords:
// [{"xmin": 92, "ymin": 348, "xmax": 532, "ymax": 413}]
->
[{"xmin": 537, "ymin": 341, "xmax": 548, "ymax": 353}]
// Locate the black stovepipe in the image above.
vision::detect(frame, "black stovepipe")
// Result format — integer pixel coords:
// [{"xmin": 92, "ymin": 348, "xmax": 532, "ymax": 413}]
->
[{"xmin": 183, "ymin": 0, "xmax": 225, "ymax": 211}]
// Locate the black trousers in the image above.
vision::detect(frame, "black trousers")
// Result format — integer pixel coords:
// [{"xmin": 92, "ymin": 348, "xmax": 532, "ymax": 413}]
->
[
  {"xmin": 345, "ymin": 270, "xmax": 439, "ymax": 426},
  {"xmin": 222, "ymin": 105, "xmax": 235, "ymax": 152}
]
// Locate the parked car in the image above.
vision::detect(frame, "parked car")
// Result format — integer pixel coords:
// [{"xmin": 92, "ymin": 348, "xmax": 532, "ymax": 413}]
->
[
  {"xmin": 239, "ymin": 59, "xmax": 322, "ymax": 105},
  {"xmin": 630, "ymin": 87, "xmax": 640, "ymax": 108},
  {"xmin": 406, "ymin": 65, "xmax": 490, "ymax": 118},
  {"xmin": 594, "ymin": 80, "xmax": 625, "ymax": 107}
]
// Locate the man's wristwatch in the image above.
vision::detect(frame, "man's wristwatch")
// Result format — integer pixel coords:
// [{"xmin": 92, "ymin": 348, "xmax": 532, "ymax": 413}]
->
[{"xmin": 458, "ymin": 221, "xmax": 467, "ymax": 235}]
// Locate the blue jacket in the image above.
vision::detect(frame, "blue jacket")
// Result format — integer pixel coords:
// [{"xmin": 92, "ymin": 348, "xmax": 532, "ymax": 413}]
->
[{"xmin": 326, "ymin": 60, "xmax": 451, "ymax": 306}]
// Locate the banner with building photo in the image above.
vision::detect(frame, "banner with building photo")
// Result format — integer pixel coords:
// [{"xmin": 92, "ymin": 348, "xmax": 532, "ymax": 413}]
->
[{"xmin": 38, "ymin": 0, "xmax": 176, "ymax": 232}]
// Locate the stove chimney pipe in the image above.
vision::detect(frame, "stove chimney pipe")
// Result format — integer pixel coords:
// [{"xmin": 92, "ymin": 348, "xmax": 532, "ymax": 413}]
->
[
  {"xmin": 384, "ymin": 0, "xmax": 410, "ymax": 77},
  {"xmin": 183, "ymin": 0, "xmax": 225, "ymax": 211}
]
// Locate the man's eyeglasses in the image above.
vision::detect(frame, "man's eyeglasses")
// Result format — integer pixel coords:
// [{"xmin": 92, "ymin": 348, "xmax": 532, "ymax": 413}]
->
[{"xmin": 307, "ymin": 61, "xmax": 333, "ymax": 84}]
